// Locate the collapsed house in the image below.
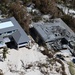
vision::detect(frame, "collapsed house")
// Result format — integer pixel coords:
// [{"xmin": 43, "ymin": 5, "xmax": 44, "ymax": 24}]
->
[
  {"xmin": 32, "ymin": 18, "xmax": 75, "ymax": 53},
  {"xmin": 0, "ymin": 17, "xmax": 30, "ymax": 49}
]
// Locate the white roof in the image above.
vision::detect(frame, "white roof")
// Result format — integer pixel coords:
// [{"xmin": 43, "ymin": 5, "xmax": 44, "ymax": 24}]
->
[
  {"xmin": 0, "ymin": 21, "xmax": 14, "ymax": 29},
  {"xmin": 60, "ymin": 49, "xmax": 72, "ymax": 56}
]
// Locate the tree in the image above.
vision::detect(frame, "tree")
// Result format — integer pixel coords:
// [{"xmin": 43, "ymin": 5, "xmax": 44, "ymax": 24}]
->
[
  {"xmin": 62, "ymin": 14, "xmax": 75, "ymax": 32},
  {"xmin": 32, "ymin": 0, "xmax": 62, "ymax": 17}
]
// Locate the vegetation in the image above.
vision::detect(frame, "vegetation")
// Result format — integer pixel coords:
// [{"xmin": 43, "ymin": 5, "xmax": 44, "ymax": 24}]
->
[
  {"xmin": 56, "ymin": 0, "xmax": 75, "ymax": 8},
  {"xmin": 0, "ymin": 69, "xmax": 3, "ymax": 75},
  {"xmin": 3, "ymin": 47, "xmax": 8, "ymax": 60},
  {"xmin": 62, "ymin": 14, "xmax": 75, "ymax": 32},
  {"xmin": 41, "ymin": 49, "xmax": 53, "ymax": 58},
  {"xmin": 32, "ymin": 0, "xmax": 62, "ymax": 18},
  {"xmin": 68, "ymin": 62, "xmax": 75, "ymax": 75},
  {"xmin": 32, "ymin": 16, "xmax": 42, "ymax": 22},
  {"xmin": 22, "ymin": 0, "xmax": 32, "ymax": 5},
  {"xmin": 0, "ymin": 73, "xmax": 3, "ymax": 75}
]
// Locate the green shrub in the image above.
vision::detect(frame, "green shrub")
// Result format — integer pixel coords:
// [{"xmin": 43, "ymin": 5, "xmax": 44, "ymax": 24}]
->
[{"xmin": 68, "ymin": 62, "xmax": 75, "ymax": 75}]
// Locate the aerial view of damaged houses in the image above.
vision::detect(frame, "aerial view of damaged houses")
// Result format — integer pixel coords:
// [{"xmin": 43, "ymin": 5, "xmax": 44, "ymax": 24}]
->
[{"xmin": 0, "ymin": 0, "xmax": 75, "ymax": 75}]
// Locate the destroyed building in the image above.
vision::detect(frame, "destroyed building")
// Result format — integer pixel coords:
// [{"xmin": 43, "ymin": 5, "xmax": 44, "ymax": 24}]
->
[{"xmin": 31, "ymin": 18, "xmax": 75, "ymax": 53}]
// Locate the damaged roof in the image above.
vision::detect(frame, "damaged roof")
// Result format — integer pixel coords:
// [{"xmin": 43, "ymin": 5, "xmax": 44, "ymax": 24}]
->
[{"xmin": 33, "ymin": 18, "xmax": 75, "ymax": 42}]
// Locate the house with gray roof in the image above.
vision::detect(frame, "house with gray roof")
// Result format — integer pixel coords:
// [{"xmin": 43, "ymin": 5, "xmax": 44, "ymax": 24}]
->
[
  {"xmin": 0, "ymin": 17, "xmax": 30, "ymax": 49},
  {"xmin": 32, "ymin": 18, "xmax": 75, "ymax": 51}
]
